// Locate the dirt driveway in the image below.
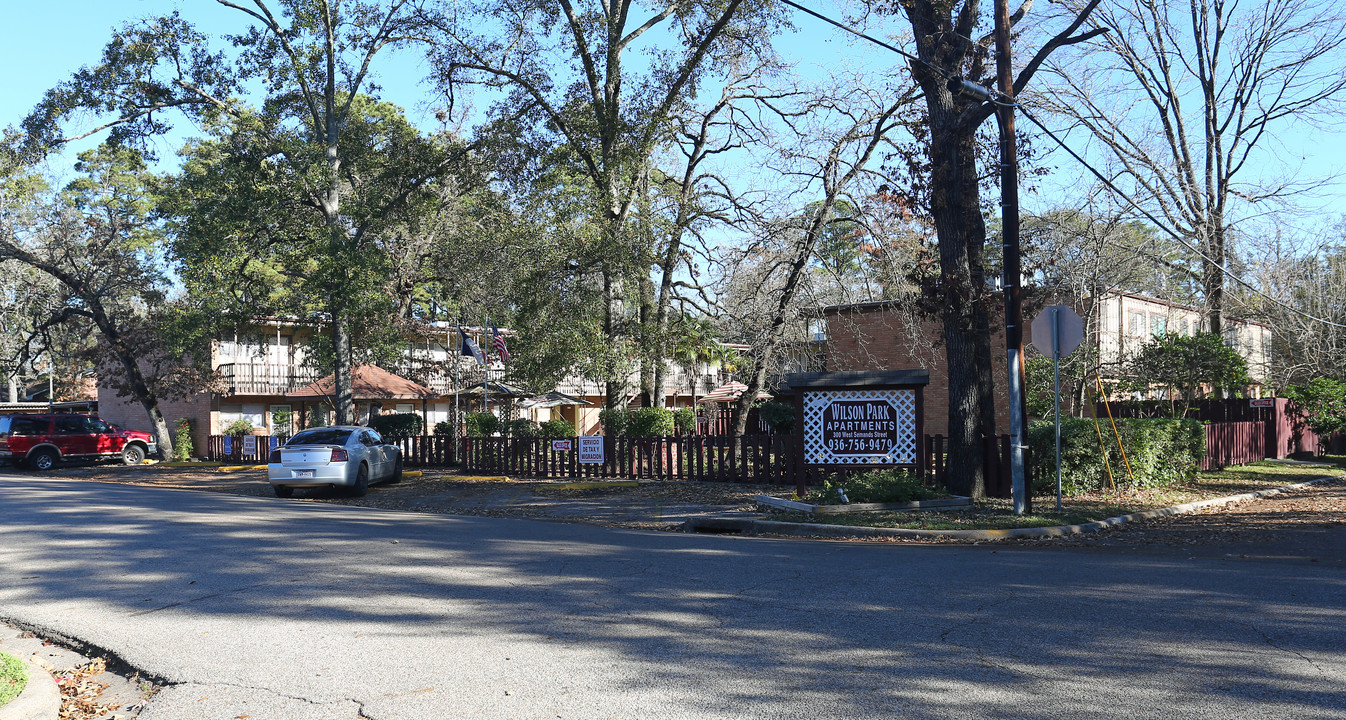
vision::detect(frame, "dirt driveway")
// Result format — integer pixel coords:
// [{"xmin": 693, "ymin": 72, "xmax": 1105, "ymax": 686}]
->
[{"xmin": 34, "ymin": 462, "xmax": 1346, "ymax": 557}]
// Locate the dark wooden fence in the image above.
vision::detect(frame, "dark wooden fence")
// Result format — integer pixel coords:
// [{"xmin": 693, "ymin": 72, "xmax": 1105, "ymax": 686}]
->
[
  {"xmin": 1202, "ymin": 421, "xmax": 1265, "ymax": 470},
  {"xmin": 458, "ymin": 433, "xmax": 1021, "ymax": 490},
  {"xmin": 926, "ymin": 435, "xmax": 1019, "ymax": 500},
  {"xmin": 460, "ymin": 434, "xmax": 793, "ymax": 484},
  {"xmin": 207, "ymin": 434, "xmax": 456, "ymax": 466},
  {"xmin": 1098, "ymin": 398, "xmax": 1321, "ymax": 459},
  {"xmin": 207, "ymin": 435, "xmax": 283, "ymax": 464}
]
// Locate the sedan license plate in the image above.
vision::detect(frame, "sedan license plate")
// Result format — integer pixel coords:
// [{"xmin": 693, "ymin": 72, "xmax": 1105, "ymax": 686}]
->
[{"xmin": 293, "ymin": 470, "xmax": 314, "ymax": 479}]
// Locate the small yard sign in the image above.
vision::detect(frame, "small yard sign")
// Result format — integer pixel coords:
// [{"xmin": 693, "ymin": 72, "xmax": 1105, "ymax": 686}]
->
[
  {"xmin": 577, "ymin": 436, "xmax": 604, "ymax": 464},
  {"xmin": 552, "ymin": 439, "xmax": 573, "ymax": 451}
]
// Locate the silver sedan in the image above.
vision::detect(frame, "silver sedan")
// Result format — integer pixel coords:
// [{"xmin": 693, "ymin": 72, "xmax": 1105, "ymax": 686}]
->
[{"xmin": 267, "ymin": 426, "xmax": 402, "ymax": 498}]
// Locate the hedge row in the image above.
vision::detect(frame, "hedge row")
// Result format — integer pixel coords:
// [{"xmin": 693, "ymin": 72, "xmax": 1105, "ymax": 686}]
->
[{"xmin": 1027, "ymin": 417, "xmax": 1206, "ymax": 495}]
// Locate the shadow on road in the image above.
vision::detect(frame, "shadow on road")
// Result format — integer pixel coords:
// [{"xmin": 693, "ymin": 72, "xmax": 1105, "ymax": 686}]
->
[{"xmin": 2, "ymin": 478, "xmax": 1343, "ymax": 718}]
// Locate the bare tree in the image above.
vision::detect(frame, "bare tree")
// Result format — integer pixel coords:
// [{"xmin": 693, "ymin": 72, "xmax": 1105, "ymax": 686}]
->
[
  {"xmin": 1247, "ymin": 219, "xmax": 1346, "ymax": 388},
  {"xmin": 717, "ymin": 81, "xmax": 919, "ymax": 437},
  {"xmin": 1044, "ymin": 0, "xmax": 1346, "ymax": 337}
]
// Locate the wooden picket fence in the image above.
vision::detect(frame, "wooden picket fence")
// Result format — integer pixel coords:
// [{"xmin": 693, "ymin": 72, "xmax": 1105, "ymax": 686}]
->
[
  {"xmin": 207, "ymin": 434, "xmax": 457, "ymax": 466},
  {"xmin": 460, "ymin": 434, "xmax": 794, "ymax": 484},
  {"xmin": 208, "ymin": 432, "xmax": 1023, "ymax": 489}
]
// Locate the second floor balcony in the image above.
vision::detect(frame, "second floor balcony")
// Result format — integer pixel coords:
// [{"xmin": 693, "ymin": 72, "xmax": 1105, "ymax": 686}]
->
[{"xmin": 219, "ymin": 363, "xmax": 321, "ymax": 396}]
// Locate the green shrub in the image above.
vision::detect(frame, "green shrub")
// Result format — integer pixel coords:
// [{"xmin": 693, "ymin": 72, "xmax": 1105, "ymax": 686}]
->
[
  {"xmin": 172, "ymin": 418, "xmax": 194, "ymax": 461},
  {"xmin": 629, "ymin": 407, "xmax": 675, "ymax": 436},
  {"xmin": 368, "ymin": 412, "xmax": 424, "ymax": 437},
  {"xmin": 1028, "ymin": 417, "xmax": 1205, "ymax": 495},
  {"xmin": 503, "ymin": 418, "xmax": 540, "ymax": 437},
  {"xmin": 540, "ymin": 418, "xmax": 576, "ymax": 437},
  {"xmin": 222, "ymin": 419, "xmax": 254, "ymax": 437},
  {"xmin": 598, "ymin": 408, "xmax": 629, "ymax": 436},
  {"xmin": 673, "ymin": 407, "xmax": 697, "ymax": 434},
  {"xmin": 465, "ymin": 413, "xmax": 499, "ymax": 437},
  {"xmin": 1286, "ymin": 378, "xmax": 1346, "ymax": 435},
  {"xmin": 434, "ymin": 420, "xmax": 455, "ymax": 436},
  {"xmin": 806, "ymin": 468, "xmax": 941, "ymax": 505},
  {"xmin": 757, "ymin": 400, "xmax": 795, "ymax": 433}
]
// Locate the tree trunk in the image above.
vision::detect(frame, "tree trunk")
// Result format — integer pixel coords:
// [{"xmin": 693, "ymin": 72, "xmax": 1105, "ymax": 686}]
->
[
  {"xmin": 925, "ymin": 107, "xmax": 996, "ymax": 499},
  {"xmin": 97, "ymin": 315, "xmax": 174, "ymax": 460},
  {"xmin": 332, "ymin": 312, "xmax": 354, "ymax": 425}
]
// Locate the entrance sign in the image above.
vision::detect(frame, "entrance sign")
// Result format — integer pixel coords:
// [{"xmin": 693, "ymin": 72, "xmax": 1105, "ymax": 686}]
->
[
  {"xmin": 1250, "ymin": 398, "xmax": 1275, "ymax": 408},
  {"xmin": 787, "ymin": 370, "xmax": 930, "ymax": 495},
  {"xmin": 577, "ymin": 436, "xmax": 604, "ymax": 464},
  {"xmin": 552, "ymin": 439, "xmax": 573, "ymax": 451},
  {"xmin": 805, "ymin": 391, "xmax": 915, "ymax": 464}
]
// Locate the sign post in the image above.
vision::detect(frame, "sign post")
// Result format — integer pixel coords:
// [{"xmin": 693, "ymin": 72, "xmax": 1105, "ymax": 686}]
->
[{"xmin": 1031, "ymin": 305, "xmax": 1084, "ymax": 511}]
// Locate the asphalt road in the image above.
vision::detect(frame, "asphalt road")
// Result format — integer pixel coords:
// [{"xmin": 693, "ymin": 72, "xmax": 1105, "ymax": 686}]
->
[{"xmin": 1, "ymin": 476, "xmax": 1343, "ymax": 719}]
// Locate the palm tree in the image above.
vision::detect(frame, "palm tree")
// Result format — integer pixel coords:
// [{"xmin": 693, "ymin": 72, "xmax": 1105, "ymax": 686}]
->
[{"xmin": 671, "ymin": 316, "xmax": 720, "ymax": 406}]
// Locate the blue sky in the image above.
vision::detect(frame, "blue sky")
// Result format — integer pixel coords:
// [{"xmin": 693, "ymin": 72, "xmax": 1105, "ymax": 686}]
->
[{"xmin": 4, "ymin": 0, "xmax": 1343, "ymax": 232}]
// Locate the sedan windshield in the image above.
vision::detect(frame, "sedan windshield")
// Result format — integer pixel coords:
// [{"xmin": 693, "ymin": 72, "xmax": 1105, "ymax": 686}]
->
[{"xmin": 287, "ymin": 429, "xmax": 353, "ymax": 446}]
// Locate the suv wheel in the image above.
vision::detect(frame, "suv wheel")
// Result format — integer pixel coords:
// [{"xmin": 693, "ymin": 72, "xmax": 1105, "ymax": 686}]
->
[
  {"xmin": 28, "ymin": 449, "xmax": 58, "ymax": 472},
  {"xmin": 122, "ymin": 445, "xmax": 146, "ymax": 466}
]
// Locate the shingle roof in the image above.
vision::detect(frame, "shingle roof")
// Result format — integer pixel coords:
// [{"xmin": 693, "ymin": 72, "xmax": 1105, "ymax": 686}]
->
[{"xmin": 288, "ymin": 365, "xmax": 438, "ymax": 400}]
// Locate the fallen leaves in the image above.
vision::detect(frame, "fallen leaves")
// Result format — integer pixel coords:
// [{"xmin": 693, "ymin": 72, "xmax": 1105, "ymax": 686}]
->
[{"xmin": 56, "ymin": 658, "xmax": 120, "ymax": 720}]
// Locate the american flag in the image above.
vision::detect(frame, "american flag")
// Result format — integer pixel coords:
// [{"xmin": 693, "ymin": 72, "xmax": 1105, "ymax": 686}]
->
[{"xmin": 491, "ymin": 324, "xmax": 510, "ymax": 363}]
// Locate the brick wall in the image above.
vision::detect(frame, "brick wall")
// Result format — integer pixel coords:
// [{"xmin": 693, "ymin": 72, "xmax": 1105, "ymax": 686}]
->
[
  {"xmin": 823, "ymin": 306, "xmax": 1014, "ymax": 436},
  {"xmin": 97, "ymin": 387, "xmax": 215, "ymax": 458}
]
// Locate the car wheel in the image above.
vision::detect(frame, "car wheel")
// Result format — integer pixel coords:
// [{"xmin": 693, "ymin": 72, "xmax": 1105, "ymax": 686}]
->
[
  {"xmin": 28, "ymin": 449, "xmax": 58, "ymax": 472},
  {"xmin": 387, "ymin": 457, "xmax": 403, "ymax": 484},
  {"xmin": 349, "ymin": 464, "xmax": 369, "ymax": 497},
  {"xmin": 122, "ymin": 445, "xmax": 146, "ymax": 466},
  {"xmin": 273, "ymin": 485, "xmax": 295, "ymax": 498}
]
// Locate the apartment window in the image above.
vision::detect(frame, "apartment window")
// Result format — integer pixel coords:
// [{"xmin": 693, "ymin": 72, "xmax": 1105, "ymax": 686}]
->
[
  {"xmin": 220, "ymin": 403, "xmax": 265, "ymax": 430},
  {"xmin": 1127, "ymin": 310, "xmax": 1146, "ymax": 337},
  {"xmin": 270, "ymin": 405, "xmax": 293, "ymax": 435},
  {"xmin": 1150, "ymin": 315, "xmax": 1167, "ymax": 337}
]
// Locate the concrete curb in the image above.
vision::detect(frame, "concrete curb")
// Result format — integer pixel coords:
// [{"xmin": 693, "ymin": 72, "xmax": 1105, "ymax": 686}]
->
[
  {"xmin": 0, "ymin": 645, "xmax": 59, "ymax": 720},
  {"xmin": 686, "ymin": 476, "xmax": 1340, "ymax": 541}
]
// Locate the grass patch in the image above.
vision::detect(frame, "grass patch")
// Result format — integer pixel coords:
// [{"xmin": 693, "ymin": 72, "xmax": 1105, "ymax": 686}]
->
[
  {"xmin": 763, "ymin": 460, "xmax": 1344, "ymax": 531},
  {"xmin": 0, "ymin": 650, "xmax": 26, "ymax": 707}
]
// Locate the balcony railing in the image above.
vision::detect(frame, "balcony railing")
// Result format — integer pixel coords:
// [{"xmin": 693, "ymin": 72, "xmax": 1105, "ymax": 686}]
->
[{"xmin": 218, "ymin": 363, "xmax": 321, "ymax": 396}]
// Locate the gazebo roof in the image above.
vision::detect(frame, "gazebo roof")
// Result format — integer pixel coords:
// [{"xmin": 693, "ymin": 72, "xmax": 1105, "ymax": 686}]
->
[
  {"xmin": 288, "ymin": 365, "xmax": 438, "ymax": 400},
  {"xmin": 696, "ymin": 381, "xmax": 772, "ymax": 404}
]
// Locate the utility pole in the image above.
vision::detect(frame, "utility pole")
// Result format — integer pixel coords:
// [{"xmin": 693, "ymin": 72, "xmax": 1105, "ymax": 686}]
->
[{"xmin": 995, "ymin": 0, "xmax": 1030, "ymax": 514}]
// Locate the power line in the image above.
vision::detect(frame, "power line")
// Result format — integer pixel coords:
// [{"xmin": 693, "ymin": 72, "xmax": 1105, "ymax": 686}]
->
[
  {"xmin": 1015, "ymin": 104, "xmax": 1346, "ymax": 329},
  {"xmin": 780, "ymin": 0, "xmax": 1346, "ymax": 330},
  {"xmin": 776, "ymin": 0, "xmax": 949, "ymax": 79}
]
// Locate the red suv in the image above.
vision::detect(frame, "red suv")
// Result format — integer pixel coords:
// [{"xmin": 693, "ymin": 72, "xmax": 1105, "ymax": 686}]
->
[{"xmin": 0, "ymin": 414, "xmax": 157, "ymax": 471}]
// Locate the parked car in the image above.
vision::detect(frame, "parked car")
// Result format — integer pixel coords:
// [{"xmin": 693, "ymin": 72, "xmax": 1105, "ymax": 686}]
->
[
  {"xmin": 267, "ymin": 426, "xmax": 402, "ymax": 498},
  {"xmin": 0, "ymin": 414, "xmax": 158, "ymax": 471}
]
